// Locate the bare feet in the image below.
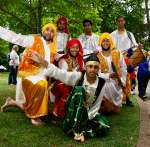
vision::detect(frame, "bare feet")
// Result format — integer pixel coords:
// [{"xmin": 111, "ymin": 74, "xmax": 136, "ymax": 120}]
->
[
  {"xmin": 1, "ymin": 97, "xmax": 14, "ymax": 112},
  {"xmin": 53, "ymin": 112, "xmax": 58, "ymax": 117},
  {"xmin": 31, "ymin": 118, "xmax": 44, "ymax": 126},
  {"xmin": 74, "ymin": 133, "xmax": 85, "ymax": 142}
]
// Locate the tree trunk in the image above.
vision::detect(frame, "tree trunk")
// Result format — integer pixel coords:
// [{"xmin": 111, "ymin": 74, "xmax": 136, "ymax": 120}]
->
[
  {"xmin": 28, "ymin": 0, "xmax": 38, "ymax": 33},
  {"xmin": 145, "ymin": 0, "xmax": 150, "ymax": 41},
  {"xmin": 37, "ymin": 0, "xmax": 42, "ymax": 34}
]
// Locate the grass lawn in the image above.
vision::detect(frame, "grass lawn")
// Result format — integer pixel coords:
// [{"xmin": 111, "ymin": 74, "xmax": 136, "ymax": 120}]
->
[{"xmin": 0, "ymin": 72, "xmax": 140, "ymax": 147}]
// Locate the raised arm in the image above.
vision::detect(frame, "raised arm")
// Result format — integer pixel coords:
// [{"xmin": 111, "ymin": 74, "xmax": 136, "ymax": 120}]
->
[
  {"xmin": 0, "ymin": 26, "xmax": 34, "ymax": 48},
  {"xmin": 28, "ymin": 51, "xmax": 82, "ymax": 86}
]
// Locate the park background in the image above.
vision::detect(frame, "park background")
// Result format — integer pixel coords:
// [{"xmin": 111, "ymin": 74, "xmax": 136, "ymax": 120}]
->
[
  {"xmin": 0, "ymin": 0, "xmax": 150, "ymax": 146},
  {"xmin": 0, "ymin": 0, "xmax": 150, "ymax": 68}
]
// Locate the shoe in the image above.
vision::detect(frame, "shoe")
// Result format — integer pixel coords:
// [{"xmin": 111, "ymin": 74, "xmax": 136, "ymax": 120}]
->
[
  {"xmin": 139, "ymin": 95, "xmax": 148, "ymax": 101},
  {"xmin": 142, "ymin": 96, "xmax": 148, "ymax": 101},
  {"xmin": 86, "ymin": 129, "xmax": 95, "ymax": 138},
  {"xmin": 126, "ymin": 100, "xmax": 134, "ymax": 107}
]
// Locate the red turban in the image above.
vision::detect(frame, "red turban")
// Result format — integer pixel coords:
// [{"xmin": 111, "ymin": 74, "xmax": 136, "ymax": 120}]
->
[
  {"xmin": 56, "ymin": 16, "xmax": 69, "ymax": 34},
  {"xmin": 63, "ymin": 38, "xmax": 84, "ymax": 71}
]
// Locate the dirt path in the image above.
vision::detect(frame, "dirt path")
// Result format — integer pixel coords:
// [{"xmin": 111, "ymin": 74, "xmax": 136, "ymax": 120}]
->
[{"xmin": 136, "ymin": 81, "xmax": 150, "ymax": 147}]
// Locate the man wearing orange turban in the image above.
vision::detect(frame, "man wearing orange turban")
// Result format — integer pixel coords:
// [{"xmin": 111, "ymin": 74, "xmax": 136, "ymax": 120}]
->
[{"xmin": 0, "ymin": 23, "xmax": 56, "ymax": 125}]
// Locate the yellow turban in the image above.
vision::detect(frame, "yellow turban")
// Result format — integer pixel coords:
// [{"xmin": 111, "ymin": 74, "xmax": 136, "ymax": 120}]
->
[
  {"xmin": 41, "ymin": 23, "xmax": 57, "ymax": 63},
  {"xmin": 99, "ymin": 32, "xmax": 115, "ymax": 50},
  {"xmin": 42, "ymin": 23, "xmax": 57, "ymax": 35}
]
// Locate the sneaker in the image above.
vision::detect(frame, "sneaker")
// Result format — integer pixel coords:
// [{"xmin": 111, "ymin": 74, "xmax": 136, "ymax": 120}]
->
[
  {"xmin": 139, "ymin": 94, "xmax": 148, "ymax": 101},
  {"xmin": 142, "ymin": 96, "xmax": 148, "ymax": 101}
]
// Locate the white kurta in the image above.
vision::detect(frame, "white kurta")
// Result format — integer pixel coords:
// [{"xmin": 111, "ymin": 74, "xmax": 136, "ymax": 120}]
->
[
  {"xmin": 0, "ymin": 26, "xmax": 51, "ymax": 104},
  {"xmin": 44, "ymin": 63, "xmax": 105, "ymax": 120},
  {"xmin": 79, "ymin": 33, "xmax": 100, "ymax": 56},
  {"xmin": 98, "ymin": 53, "xmax": 127, "ymax": 106},
  {"xmin": 9, "ymin": 50, "xmax": 20, "ymax": 67},
  {"xmin": 111, "ymin": 30, "xmax": 137, "ymax": 53},
  {"xmin": 56, "ymin": 32, "xmax": 68, "ymax": 53}
]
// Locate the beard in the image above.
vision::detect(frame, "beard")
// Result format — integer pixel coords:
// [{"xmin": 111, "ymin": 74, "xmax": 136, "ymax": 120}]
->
[
  {"xmin": 43, "ymin": 35, "xmax": 53, "ymax": 42},
  {"xmin": 102, "ymin": 46, "xmax": 110, "ymax": 51},
  {"xmin": 58, "ymin": 25, "xmax": 65, "ymax": 32},
  {"xmin": 86, "ymin": 72, "xmax": 97, "ymax": 78}
]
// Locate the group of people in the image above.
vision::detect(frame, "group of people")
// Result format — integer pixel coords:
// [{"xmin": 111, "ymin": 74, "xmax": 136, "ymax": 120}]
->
[{"xmin": 0, "ymin": 15, "xmax": 149, "ymax": 142}]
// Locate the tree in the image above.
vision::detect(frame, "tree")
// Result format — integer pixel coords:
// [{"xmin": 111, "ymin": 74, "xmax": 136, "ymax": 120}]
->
[
  {"xmin": 145, "ymin": 0, "xmax": 150, "ymax": 41},
  {"xmin": 0, "ymin": 0, "xmax": 146, "ymax": 66}
]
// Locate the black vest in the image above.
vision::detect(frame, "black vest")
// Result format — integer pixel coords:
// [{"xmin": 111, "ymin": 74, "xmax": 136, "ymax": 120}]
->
[{"xmin": 77, "ymin": 71, "xmax": 105, "ymax": 99}]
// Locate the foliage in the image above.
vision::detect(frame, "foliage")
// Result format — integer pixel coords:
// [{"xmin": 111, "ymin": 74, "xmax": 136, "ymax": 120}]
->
[{"xmin": 0, "ymin": 0, "xmax": 147, "ymax": 66}]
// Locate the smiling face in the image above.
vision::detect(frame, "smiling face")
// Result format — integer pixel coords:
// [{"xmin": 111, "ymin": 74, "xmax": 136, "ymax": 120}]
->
[
  {"xmin": 69, "ymin": 43, "xmax": 80, "ymax": 57},
  {"xmin": 84, "ymin": 22, "xmax": 92, "ymax": 34},
  {"xmin": 85, "ymin": 64, "xmax": 99, "ymax": 78},
  {"xmin": 101, "ymin": 38, "xmax": 110, "ymax": 51},
  {"xmin": 116, "ymin": 17, "xmax": 125, "ymax": 29},
  {"xmin": 43, "ymin": 27, "xmax": 54, "ymax": 41},
  {"xmin": 57, "ymin": 20, "xmax": 65, "ymax": 32}
]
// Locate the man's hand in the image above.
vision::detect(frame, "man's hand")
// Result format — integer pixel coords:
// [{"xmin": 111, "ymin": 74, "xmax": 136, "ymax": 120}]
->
[
  {"xmin": 27, "ymin": 51, "xmax": 48, "ymax": 68},
  {"xmin": 93, "ymin": 50, "xmax": 99, "ymax": 55}
]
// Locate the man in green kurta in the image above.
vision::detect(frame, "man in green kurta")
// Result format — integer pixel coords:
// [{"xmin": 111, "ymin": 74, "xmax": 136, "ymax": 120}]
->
[{"xmin": 28, "ymin": 52, "xmax": 110, "ymax": 142}]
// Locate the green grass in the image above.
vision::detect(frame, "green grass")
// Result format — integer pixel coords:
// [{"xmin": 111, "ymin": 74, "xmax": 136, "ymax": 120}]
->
[{"xmin": 0, "ymin": 72, "xmax": 140, "ymax": 147}]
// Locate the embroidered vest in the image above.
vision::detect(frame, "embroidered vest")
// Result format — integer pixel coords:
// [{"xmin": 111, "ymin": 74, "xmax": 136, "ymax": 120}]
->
[
  {"xmin": 97, "ymin": 50, "xmax": 122, "ymax": 76},
  {"xmin": 77, "ymin": 71, "xmax": 105, "ymax": 99}
]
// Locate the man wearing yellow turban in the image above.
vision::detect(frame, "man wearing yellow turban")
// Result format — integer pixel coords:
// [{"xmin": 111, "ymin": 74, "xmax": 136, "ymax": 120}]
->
[
  {"xmin": 0, "ymin": 23, "xmax": 56, "ymax": 125},
  {"xmin": 97, "ymin": 33, "xmax": 127, "ymax": 113}
]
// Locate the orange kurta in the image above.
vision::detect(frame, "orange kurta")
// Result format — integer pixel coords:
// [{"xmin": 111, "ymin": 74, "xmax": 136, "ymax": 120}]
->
[{"xmin": 19, "ymin": 35, "xmax": 56, "ymax": 118}]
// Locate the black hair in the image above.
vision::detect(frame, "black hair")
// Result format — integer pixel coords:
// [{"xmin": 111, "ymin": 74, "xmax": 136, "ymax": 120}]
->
[
  {"xmin": 84, "ymin": 53, "xmax": 99, "ymax": 64},
  {"xmin": 116, "ymin": 15, "xmax": 125, "ymax": 21},
  {"xmin": 83, "ymin": 19, "xmax": 92, "ymax": 26}
]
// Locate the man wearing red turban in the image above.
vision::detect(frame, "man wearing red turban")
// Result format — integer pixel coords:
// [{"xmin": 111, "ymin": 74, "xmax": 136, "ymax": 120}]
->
[{"xmin": 56, "ymin": 16, "xmax": 69, "ymax": 54}]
